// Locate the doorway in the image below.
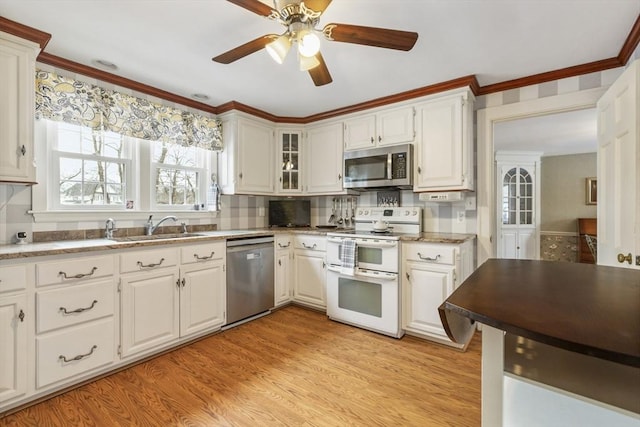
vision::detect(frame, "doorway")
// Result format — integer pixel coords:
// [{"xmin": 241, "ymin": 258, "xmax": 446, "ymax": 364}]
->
[{"xmin": 476, "ymin": 88, "xmax": 607, "ymax": 265}]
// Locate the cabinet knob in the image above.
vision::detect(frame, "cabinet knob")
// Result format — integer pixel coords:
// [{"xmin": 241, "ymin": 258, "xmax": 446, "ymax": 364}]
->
[
  {"xmin": 338, "ymin": 174, "xmax": 342, "ymax": 180},
  {"xmin": 370, "ymin": 137, "xmax": 374, "ymax": 143},
  {"xmin": 278, "ymin": 259, "xmax": 281, "ymax": 266},
  {"xmin": 378, "ymin": 135, "xmax": 382, "ymax": 143},
  {"xmin": 239, "ymin": 172, "xmax": 243, "ymax": 179},
  {"xmin": 18, "ymin": 309, "xmax": 25, "ymax": 322},
  {"xmin": 417, "ymin": 166, "xmax": 422, "ymax": 174},
  {"xmin": 20, "ymin": 145, "xmax": 26, "ymax": 156},
  {"xmin": 617, "ymin": 253, "xmax": 632, "ymax": 264}
]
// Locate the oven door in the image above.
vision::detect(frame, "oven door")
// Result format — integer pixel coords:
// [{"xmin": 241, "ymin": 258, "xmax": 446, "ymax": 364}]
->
[
  {"xmin": 326, "ymin": 236, "xmax": 399, "ymax": 273},
  {"xmin": 326, "ymin": 266, "xmax": 402, "ymax": 338}
]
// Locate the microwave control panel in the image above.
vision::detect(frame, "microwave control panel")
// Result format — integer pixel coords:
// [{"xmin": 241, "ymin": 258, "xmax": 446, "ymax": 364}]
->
[{"xmin": 391, "ymin": 153, "xmax": 407, "ymax": 179}]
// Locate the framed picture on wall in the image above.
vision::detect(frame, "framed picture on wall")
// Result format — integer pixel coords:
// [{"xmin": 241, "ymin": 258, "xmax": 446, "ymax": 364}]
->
[{"xmin": 586, "ymin": 177, "xmax": 597, "ymax": 205}]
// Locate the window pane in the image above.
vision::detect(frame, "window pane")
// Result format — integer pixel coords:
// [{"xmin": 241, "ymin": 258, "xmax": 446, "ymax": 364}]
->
[
  {"xmin": 152, "ymin": 141, "xmax": 197, "ymax": 166},
  {"xmin": 60, "ymin": 180, "xmax": 81, "ymax": 205},
  {"xmin": 59, "ymin": 158, "xmax": 82, "ymax": 181},
  {"xmin": 84, "ymin": 160, "xmax": 101, "ymax": 182},
  {"xmin": 105, "ymin": 162, "xmax": 124, "ymax": 184},
  {"xmin": 102, "ymin": 131, "xmax": 124, "ymax": 158}
]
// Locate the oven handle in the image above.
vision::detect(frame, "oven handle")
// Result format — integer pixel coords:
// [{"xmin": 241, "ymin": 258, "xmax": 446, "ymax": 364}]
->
[
  {"xmin": 327, "ymin": 237, "xmax": 397, "ymax": 249},
  {"xmin": 327, "ymin": 266, "xmax": 397, "ymax": 281}
]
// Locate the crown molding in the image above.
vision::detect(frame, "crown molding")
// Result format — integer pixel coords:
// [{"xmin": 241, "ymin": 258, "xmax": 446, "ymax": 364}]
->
[
  {"xmin": 37, "ymin": 52, "xmax": 217, "ymax": 114},
  {"xmin": 0, "ymin": 16, "xmax": 51, "ymax": 50},
  {"xmin": 4, "ymin": 12, "xmax": 637, "ymax": 122}
]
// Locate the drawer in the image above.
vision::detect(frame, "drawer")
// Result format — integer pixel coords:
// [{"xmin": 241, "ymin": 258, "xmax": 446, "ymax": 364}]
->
[
  {"xmin": 120, "ymin": 247, "xmax": 179, "ymax": 273},
  {"xmin": 275, "ymin": 235, "xmax": 293, "ymax": 250},
  {"xmin": 36, "ymin": 317, "xmax": 115, "ymax": 389},
  {"xmin": 0, "ymin": 264, "xmax": 29, "ymax": 293},
  {"xmin": 403, "ymin": 243, "xmax": 456, "ymax": 265},
  {"xmin": 180, "ymin": 241, "xmax": 225, "ymax": 264},
  {"xmin": 37, "ymin": 255, "xmax": 115, "ymax": 287},
  {"xmin": 36, "ymin": 279, "xmax": 115, "ymax": 333},
  {"xmin": 294, "ymin": 236, "xmax": 326, "ymax": 251}
]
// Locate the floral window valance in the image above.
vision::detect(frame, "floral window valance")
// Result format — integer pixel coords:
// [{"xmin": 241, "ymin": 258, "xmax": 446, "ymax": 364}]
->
[{"xmin": 35, "ymin": 70, "xmax": 223, "ymax": 151}]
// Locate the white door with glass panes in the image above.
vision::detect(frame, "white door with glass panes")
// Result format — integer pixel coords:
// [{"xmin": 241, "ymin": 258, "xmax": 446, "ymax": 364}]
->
[
  {"xmin": 277, "ymin": 130, "xmax": 302, "ymax": 194},
  {"xmin": 496, "ymin": 153, "xmax": 541, "ymax": 260}
]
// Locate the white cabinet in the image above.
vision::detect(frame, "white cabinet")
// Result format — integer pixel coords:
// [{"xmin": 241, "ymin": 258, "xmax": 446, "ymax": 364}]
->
[
  {"xmin": 344, "ymin": 106, "xmax": 415, "ymax": 151},
  {"xmin": 305, "ymin": 122, "xmax": 345, "ymax": 194},
  {"xmin": 0, "ymin": 293, "xmax": 27, "ymax": 403},
  {"xmin": 120, "ymin": 248, "xmax": 181, "ymax": 358},
  {"xmin": 179, "ymin": 242, "xmax": 226, "ymax": 337},
  {"xmin": 275, "ymin": 235, "xmax": 293, "ymax": 307},
  {"xmin": 402, "ymin": 240, "xmax": 474, "ymax": 348},
  {"xmin": 292, "ymin": 235, "xmax": 326, "ymax": 309},
  {"xmin": 276, "ymin": 129, "xmax": 303, "ymax": 194},
  {"xmin": 219, "ymin": 114, "xmax": 275, "ymax": 195},
  {"xmin": 34, "ymin": 255, "xmax": 117, "ymax": 389},
  {"xmin": 496, "ymin": 152, "xmax": 541, "ymax": 260},
  {"xmin": 414, "ymin": 89, "xmax": 474, "ymax": 191},
  {"xmin": 0, "ymin": 32, "xmax": 39, "ymax": 184}
]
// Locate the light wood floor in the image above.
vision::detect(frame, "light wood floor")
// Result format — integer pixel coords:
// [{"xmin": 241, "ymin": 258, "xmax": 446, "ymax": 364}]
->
[{"xmin": 2, "ymin": 305, "xmax": 481, "ymax": 426}]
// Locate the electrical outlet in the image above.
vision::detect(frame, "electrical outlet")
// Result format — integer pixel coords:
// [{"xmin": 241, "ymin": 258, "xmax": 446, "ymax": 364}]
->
[
  {"xmin": 636, "ymin": 255, "xmax": 640, "ymax": 266},
  {"xmin": 457, "ymin": 211, "xmax": 465, "ymax": 223},
  {"xmin": 258, "ymin": 207, "xmax": 265, "ymax": 217}
]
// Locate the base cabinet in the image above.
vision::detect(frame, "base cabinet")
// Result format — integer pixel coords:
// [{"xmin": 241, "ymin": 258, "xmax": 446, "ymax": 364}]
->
[
  {"xmin": 179, "ymin": 260, "xmax": 225, "ymax": 337},
  {"xmin": 402, "ymin": 240, "xmax": 474, "ymax": 348},
  {"xmin": 0, "ymin": 294, "xmax": 27, "ymax": 403},
  {"xmin": 120, "ymin": 267, "xmax": 180, "ymax": 358},
  {"xmin": 275, "ymin": 235, "xmax": 293, "ymax": 307},
  {"xmin": 292, "ymin": 236, "xmax": 326, "ymax": 309}
]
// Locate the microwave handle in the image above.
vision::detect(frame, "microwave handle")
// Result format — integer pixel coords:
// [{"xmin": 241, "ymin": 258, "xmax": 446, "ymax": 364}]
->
[{"xmin": 387, "ymin": 152, "xmax": 392, "ymax": 180}]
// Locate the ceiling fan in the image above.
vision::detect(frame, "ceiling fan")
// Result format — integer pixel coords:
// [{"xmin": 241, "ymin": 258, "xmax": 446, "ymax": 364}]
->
[{"xmin": 212, "ymin": 0, "xmax": 419, "ymax": 86}]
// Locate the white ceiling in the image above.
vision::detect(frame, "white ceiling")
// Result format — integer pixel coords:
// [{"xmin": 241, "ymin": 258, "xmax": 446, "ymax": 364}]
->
[
  {"xmin": 0, "ymin": 0, "xmax": 638, "ymax": 118},
  {"xmin": 494, "ymin": 108, "xmax": 598, "ymax": 157}
]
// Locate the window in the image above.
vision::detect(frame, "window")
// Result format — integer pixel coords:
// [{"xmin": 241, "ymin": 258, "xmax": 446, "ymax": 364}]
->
[
  {"xmin": 150, "ymin": 140, "xmax": 207, "ymax": 209},
  {"xmin": 41, "ymin": 119, "xmax": 213, "ymax": 213},
  {"xmin": 51, "ymin": 121, "xmax": 132, "ymax": 209}
]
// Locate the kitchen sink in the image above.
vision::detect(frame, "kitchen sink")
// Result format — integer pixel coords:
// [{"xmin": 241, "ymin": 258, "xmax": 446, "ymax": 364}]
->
[{"xmin": 109, "ymin": 233, "xmax": 206, "ymax": 242}]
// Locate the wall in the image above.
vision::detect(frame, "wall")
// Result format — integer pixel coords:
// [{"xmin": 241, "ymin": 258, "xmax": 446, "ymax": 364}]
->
[{"xmin": 541, "ymin": 153, "xmax": 597, "ymax": 232}]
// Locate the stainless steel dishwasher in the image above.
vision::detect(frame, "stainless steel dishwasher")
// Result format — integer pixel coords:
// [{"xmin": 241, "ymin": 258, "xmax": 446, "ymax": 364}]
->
[{"xmin": 225, "ymin": 236, "xmax": 274, "ymax": 326}]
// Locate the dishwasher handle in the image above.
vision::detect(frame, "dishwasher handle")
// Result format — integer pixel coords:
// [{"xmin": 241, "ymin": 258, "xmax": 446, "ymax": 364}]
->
[{"xmin": 226, "ymin": 236, "xmax": 274, "ymax": 247}]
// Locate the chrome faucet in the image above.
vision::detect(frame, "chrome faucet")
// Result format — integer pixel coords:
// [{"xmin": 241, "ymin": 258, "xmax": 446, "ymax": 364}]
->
[
  {"xmin": 145, "ymin": 215, "xmax": 177, "ymax": 235},
  {"xmin": 105, "ymin": 218, "xmax": 116, "ymax": 239}
]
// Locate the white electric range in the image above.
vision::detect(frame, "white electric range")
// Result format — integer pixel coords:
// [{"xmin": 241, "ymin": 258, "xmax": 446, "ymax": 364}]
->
[{"xmin": 326, "ymin": 207, "xmax": 422, "ymax": 338}]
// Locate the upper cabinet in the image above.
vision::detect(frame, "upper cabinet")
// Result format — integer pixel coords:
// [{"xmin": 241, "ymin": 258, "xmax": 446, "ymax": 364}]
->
[
  {"xmin": 218, "ymin": 114, "xmax": 275, "ymax": 195},
  {"xmin": 344, "ymin": 106, "xmax": 415, "ymax": 151},
  {"xmin": 305, "ymin": 121, "xmax": 345, "ymax": 194},
  {"xmin": 276, "ymin": 128, "xmax": 303, "ymax": 194},
  {"xmin": 0, "ymin": 32, "xmax": 40, "ymax": 184},
  {"xmin": 414, "ymin": 88, "xmax": 474, "ymax": 192}
]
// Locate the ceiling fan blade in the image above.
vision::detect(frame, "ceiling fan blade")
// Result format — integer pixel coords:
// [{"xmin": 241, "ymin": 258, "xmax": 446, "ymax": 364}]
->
[
  {"xmin": 302, "ymin": 0, "xmax": 332, "ymax": 15},
  {"xmin": 227, "ymin": 0, "xmax": 276, "ymax": 17},
  {"xmin": 323, "ymin": 23, "xmax": 418, "ymax": 51},
  {"xmin": 308, "ymin": 52, "xmax": 332, "ymax": 86},
  {"xmin": 212, "ymin": 35, "xmax": 277, "ymax": 64}
]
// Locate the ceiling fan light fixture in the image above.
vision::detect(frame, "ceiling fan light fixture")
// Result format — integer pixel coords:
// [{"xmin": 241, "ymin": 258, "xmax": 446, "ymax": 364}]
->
[
  {"xmin": 297, "ymin": 31, "xmax": 320, "ymax": 57},
  {"xmin": 265, "ymin": 35, "xmax": 291, "ymax": 64},
  {"xmin": 299, "ymin": 53, "xmax": 320, "ymax": 71}
]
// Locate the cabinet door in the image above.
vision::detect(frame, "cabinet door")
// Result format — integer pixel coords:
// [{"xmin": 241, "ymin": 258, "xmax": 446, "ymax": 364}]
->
[
  {"xmin": 120, "ymin": 268, "xmax": 180, "ymax": 358},
  {"xmin": 275, "ymin": 250, "xmax": 291, "ymax": 306},
  {"xmin": 415, "ymin": 96, "xmax": 465, "ymax": 190},
  {"xmin": 377, "ymin": 106, "xmax": 415, "ymax": 146},
  {"xmin": 293, "ymin": 251, "xmax": 326, "ymax": 308},
  {"xmin": 180, "ymin": 261, "xmax": 226, "ymax": 337},
  {"xmin": 237, "ymin": 118, "xmax": 274, "ymax": 194},
  {"xmin": 403, "ymin": 261, "xmax": 454, "ymax": 340},
  {"xmin": 518, "ymin": 229, "xmax": 537, "ymax": 260},
  {"xmin": 0, "ymin": 294, "xmax": 27, "ymax": 403},
  {"xmin": 306, "ymin": 122, "xmax": 344, "ymax": 194},
  {"xmin": 277, "ymin": 130, "xmax": 303, "ymax": 193},
  {"xmin": 344, "ymin": 115, "xmax": 376, "ymax": 150},
  {"xmin": 0, "ymin": 37, "xmax": 37, "ymax": 183}
]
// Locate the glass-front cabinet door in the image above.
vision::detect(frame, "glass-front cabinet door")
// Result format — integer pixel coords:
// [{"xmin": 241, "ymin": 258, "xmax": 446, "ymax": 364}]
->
[
  {"xmin": 501, "ymin": 166, "xmax": 534, "ymax": 226},
  {"xmin": 277, "ymin": 130, "xmax": 302, "ymax": 193}
]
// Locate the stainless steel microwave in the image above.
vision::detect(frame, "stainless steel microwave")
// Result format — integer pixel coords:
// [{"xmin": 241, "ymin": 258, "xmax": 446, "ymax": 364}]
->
[{"xmin": 343, "ymin": 144, "xmax": 413, "ymax": 190}]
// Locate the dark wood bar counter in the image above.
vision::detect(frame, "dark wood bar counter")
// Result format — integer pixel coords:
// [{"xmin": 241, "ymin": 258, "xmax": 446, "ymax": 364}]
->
[{"xmin": 439, "ymin": 259, "xmax": 640, "ymax": 367}]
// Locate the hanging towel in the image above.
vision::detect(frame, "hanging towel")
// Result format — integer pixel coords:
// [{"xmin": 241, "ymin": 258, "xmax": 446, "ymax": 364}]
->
[{"xmin": 340, "ymin": 239, "xmax": 357, "ymax": 276}]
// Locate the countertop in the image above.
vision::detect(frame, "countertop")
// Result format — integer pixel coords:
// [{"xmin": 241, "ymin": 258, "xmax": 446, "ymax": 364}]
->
[
  {"xmin": 0, "ymin": 228, "xmax": 476, "ymax": 260},
  {"xmin": 439, "ymin": 259, "xmax": 640, "ymax": 367}
]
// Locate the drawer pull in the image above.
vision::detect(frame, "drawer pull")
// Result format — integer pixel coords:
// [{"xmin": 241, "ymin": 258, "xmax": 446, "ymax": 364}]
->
[
  {"xmin": 302, "ymin": 243, "xmax": 317, "ymax": 249},
  {"xmin": 59, "ymin": 266, "xmax": 98, "ymax": 280},
  {"xmin": 194, "ymin": 251, "xmax": 215, "ymax": 261},
  {"xmin": 278, "ymin": 242, "xmax": 291, "ymax": 248},
  {"xmin": 137, "ymin": 258, "xmax": 165, "ymax": 268},
  {"xmin": 417, "ymin": 253, "xmax": 441, "ymax": 262},
  {"xmin": 59, "ymin": 300, "xmax": 98, "ymax": 315},
  {"xmin": 59, "ymin": 345, "xmax": 97, "ymax": 363}
]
